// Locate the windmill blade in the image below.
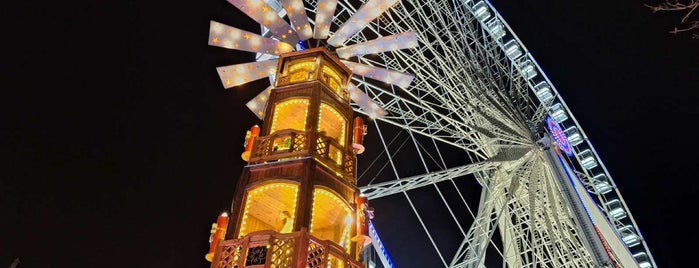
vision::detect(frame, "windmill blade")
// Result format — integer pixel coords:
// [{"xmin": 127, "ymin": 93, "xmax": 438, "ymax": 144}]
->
[
  {"xmin": 348, "ymin": 83, "xmax": 387, "ymax": 119},
  {"xmin": 216, "ymin": 59, "xmax": 279, "ymax": 89},
  {"xmin": 341, "ymin": 60, "xmax": 414, "ymax": 88},
  {"xmin": 336, "ymin": 31, "xmax": 418, "ymax": 59},
  {"xmin": 246, "ymin": 85, "xmax": 273, "ymax": 119},
  {"xmin": 313, "ymin": 0, "xmax": 338, "ymax": 39},
  {"xmin": 280, "ymin": 0, "xmax": 313, "ymax": 40},
  {"xmin": 326, "ymin": 0, "xmax": 400, "ymax": 46},
  {"xmin": 226, "ymin": 0, "xmax": 299, "ymax": 45},
  {"xmin": 209, "ymin": 21, "xmax": 294, "ymax": 55}
]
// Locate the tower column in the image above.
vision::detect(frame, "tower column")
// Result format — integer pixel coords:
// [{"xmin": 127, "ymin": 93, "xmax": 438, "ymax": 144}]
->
[{"xmin": 207, "ymin": 47, "xmax": 370, "ymax": 268}]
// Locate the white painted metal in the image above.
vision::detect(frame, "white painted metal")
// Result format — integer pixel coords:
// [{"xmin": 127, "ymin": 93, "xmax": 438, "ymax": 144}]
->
[{"xmin": 221, "ymin": 0, "xmax": 657, "ymax": 267}]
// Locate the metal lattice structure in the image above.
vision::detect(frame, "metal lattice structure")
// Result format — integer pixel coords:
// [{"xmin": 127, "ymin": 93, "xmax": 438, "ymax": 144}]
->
[{"xmin": 209, "ymin": 0, "xmax": 656, "ymax": 267}]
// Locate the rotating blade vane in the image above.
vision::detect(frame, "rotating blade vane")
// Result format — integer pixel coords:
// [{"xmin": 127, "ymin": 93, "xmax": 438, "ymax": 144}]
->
[
  {"xmin": 209, "ymin": 21, "xmax": 294, "ymax": 55},
  {"xmin": 341, "ymin": 60, "xmax": 414, "ymax": 88},
  {"xmin": 313, "ymin": 0, "xmax": 338, "ymax": 39},
  {"xmin": 327, "ymin": 0, "xmax": 400, "ymax": 46},
  {"xmin": 226, "ymin": 0, "xmax": 299, "ymax": 45},
  {"xmin": 336, "ymin": 31, "xmax": 418, "ymax": 59},
  {"xmin": 280, "ymin": 0, "xmax": 313, "ymax": 40},
  {"xmin": 216, "ymin": 59, "xmax": 279, "ymax": 89},
  {"xmin": 246, "ymin": 85, "xmax": 273, "ymax": 119},
  {"xmin": 349, "ymin": 83, "xmax": 387, "ymax": 119}
]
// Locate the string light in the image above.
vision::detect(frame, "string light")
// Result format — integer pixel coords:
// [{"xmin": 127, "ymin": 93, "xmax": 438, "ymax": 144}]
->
[
  {"xmin": 239, "ymin": 182, "xmax": 299, "ymax": 237},
  {"xmin": 321, "ymin": 66, "xmax": 346, "ymax": 97},
  {"xmin": 309, "ymin": 188, "xmax": 353, "ymax": 252},
  {"xmin": 318, "ymin": 103, "xmax": 347, "ymax": 147},
  {"xmin": 271, "ymin": 99, "xmax": 309, "ymax": 133}
]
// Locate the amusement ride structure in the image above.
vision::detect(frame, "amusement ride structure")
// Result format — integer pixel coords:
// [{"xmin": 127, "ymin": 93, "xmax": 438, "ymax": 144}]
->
[{"xmin": 203, "ymin": 0, "xmax": 657, "ymax": 267}]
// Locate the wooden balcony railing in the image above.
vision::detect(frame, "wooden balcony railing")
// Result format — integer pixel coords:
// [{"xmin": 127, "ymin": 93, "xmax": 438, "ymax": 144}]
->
[
  {"xmin": 210, "ymin": 230, "xmax": 363, "ymax": 268},
  {"xmin": 248, "ymin": 129, "xmax": 356, "ymax": 183}
]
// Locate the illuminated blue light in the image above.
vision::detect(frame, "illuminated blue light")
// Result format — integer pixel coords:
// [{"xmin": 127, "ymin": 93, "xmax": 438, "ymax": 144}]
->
[
  {"xmin": 297, "ymin": 40, "xmax": 305, "ymax": 51},
  {"xmin": 369, "ymin": 221, "xmax": 395, "ymax": 268},
  {"xmin": 546, "ymin": 116, "xmax": 573, "ymax": 156}
]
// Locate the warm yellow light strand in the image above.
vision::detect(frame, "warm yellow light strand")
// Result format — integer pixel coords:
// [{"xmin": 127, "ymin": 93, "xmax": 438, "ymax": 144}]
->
[{"xmin": 239, "ymin": 182, "xmax": 299, "ymax": 237}]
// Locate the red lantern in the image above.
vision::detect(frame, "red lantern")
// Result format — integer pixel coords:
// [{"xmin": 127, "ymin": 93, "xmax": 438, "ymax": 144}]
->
[
  {"xmin": 205, "ymin": 212, "xmax": 230, "ymax": 262},
  {"xmin": 352, "ymin": 195, "xmax": 372, "ymax": 247},
  {"xmin": 241, "ymin": 125, "xmax": 260, "ymax": 161},
  {"xmin": 352, "ymin": 117, "xmax": 367, "ymax": 154}
]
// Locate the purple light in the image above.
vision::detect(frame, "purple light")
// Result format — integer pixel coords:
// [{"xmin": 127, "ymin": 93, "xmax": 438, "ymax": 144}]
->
[{"xmin": 547, "ymin": 116, "xmax": 573, "ymax": 156}]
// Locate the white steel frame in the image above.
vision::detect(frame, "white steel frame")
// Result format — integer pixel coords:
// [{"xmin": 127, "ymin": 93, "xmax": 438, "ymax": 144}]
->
[{"xmin": 247, "ymin": 0, "xmax": 656, "ymax": 267}]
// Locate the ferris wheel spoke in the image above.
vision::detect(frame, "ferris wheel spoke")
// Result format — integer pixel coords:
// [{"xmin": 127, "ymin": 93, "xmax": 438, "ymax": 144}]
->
[
  {"xmin": 206, "ymin": 0, "xmax": 657, "ymax": 266},
  {"xmin": 450, "ymin": 162, "xmax": 523, "ymax": 267},
  {"xmin": 354, "ymin": 80, "xmax": 495, "ymax": 156},
  {"xmin": 361, "ymin": 34, "xmax": 525, "ymax": 141},
  {"xmin": 359, "ymin": 161, "xmax": 500, "ymax": 199},
  {"xmin": 385, "ymin": 0, "xmax": 539, "ymax": 128}
]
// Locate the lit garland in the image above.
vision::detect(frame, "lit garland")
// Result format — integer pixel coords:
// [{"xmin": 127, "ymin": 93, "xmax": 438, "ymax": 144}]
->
[
  {"xmin": 239, "ymin": 182, "xmax": 299, "ymax": 237},
  {"xmin": 271, "ymin": 99, "xmax": 309, "ymax": 134},
  {"xmin": 318, "ymin": 103, "xmax": 346, "ymax": 146},
  {"xmin": 321, "ymin": 66, "xmax": 344, "ymax": 96},
  {"xmin": 309, "ymin": 188, "xmax": 353, "ymax": 253},
  {"xmin": 289, "ymin": 60, "xmax": 316, "ymax": 73}
]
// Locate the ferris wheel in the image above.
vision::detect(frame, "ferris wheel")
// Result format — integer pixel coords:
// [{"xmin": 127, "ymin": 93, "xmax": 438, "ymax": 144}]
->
[{"xmin": 207, "ymin": 0, "xmax": 656, "ymax": 267}]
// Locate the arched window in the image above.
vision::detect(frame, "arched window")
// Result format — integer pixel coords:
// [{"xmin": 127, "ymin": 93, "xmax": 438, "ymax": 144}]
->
[
  {"xmin": 318, "ymin": 103, "xmax": 347, "ymax": 146},
  {"xmin": 321, "ymin": 65, "xmax": 343, "ymax": 96},
  {"xmin": 238, "ymin": 182, "xmax": 299, "ymax": 237},
  {"xmin": 270, "ymin": 98, "xmax": 310, "ymax": 134},
  {"xmin": 309, "ymin": 188, "xmax": 354, "ymax": 253},
  {"xmin": 318, "ymin": 103, "xmax": 347, "ymax": 165},
  {"xmin": 288, "ymin": 60, "xmax": 316, "ymax": 83}
]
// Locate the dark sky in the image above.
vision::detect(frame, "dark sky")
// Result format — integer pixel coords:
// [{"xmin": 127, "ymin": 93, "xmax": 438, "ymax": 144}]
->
[{"xmin": 3, "ymin": 0, "xmax": 698, "ymax": 267}]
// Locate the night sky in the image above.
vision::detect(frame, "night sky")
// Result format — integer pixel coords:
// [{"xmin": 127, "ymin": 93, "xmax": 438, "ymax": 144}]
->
[{"xmin": 3, "ymin": 0, "xmax": 698, "ymax": 267}]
